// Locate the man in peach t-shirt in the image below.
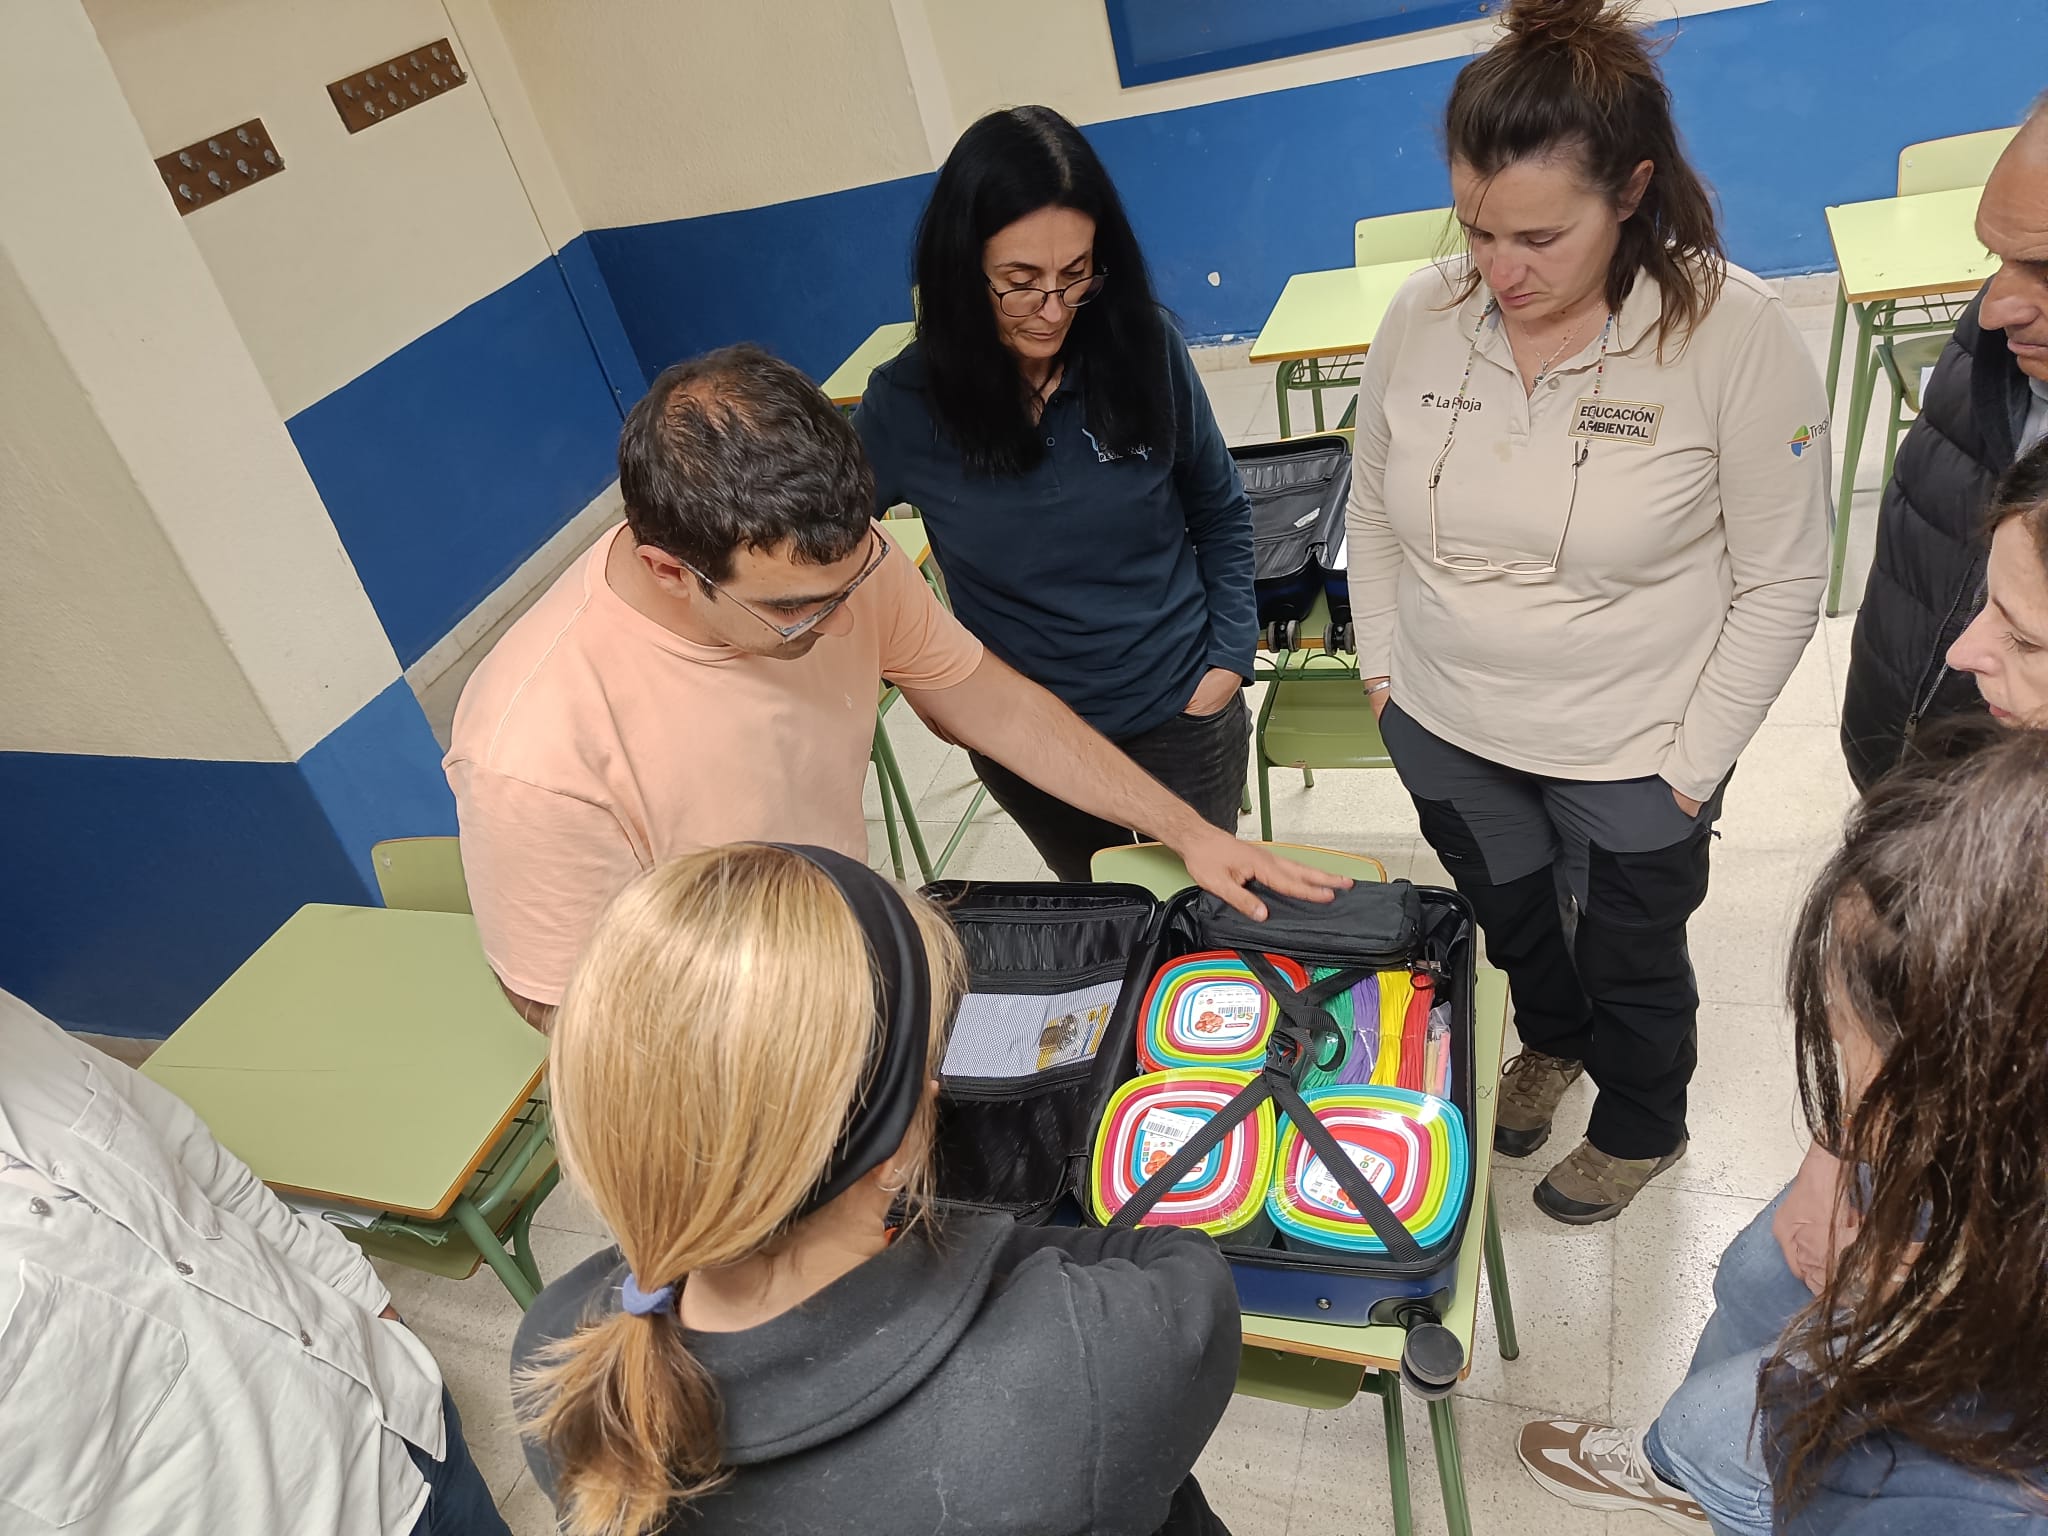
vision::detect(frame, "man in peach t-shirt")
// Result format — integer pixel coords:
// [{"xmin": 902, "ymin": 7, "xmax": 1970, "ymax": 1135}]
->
[{"xmin": 447, "ymin": 345, "xmax": 1339, "ymax": 1024}]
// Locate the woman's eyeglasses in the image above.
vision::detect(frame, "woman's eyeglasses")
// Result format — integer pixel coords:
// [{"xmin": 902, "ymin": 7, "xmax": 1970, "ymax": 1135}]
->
[
  {"xmin": 1427, "ymin": 304, "xmax": 1611, "ymax": 577},
  {"xmin": 679, "ymin": 528, "xmax": 888, "ymax": 641},
  {"xmin": 988, "ymin": 270, "xmax": 1108, "ymax": 318}
]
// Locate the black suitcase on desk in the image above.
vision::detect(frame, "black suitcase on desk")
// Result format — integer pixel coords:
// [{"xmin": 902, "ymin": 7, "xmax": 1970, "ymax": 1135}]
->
[
  {"xmin": 1234, "ymin": 435, "xmax": 1352, "ymax": 648},
  {"xmin": 925, "ymin": 877, "xmax": 1479, "ymax": 1394}
]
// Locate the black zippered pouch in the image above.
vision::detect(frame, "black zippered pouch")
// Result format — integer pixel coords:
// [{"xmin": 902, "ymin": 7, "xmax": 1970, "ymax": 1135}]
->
[{"xmin": 1191, "ymin": 880, "xmax": 1423, "ymax": 970}]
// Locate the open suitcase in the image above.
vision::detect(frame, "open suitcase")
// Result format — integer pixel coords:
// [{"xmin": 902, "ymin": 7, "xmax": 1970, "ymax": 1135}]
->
[
  {"xmin": 926, "ymin": 877, "xmax": 1480, "ymax": 1395},
  {"xmin": 1234, "ymin": 435, "xmax": 1352, "ymax": 652}
]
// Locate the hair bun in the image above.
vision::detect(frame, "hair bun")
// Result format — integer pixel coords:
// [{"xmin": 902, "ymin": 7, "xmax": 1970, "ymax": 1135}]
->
[{"xmin": 1500, "ymin": 0, "xmax": 1612, "ymax": 44}]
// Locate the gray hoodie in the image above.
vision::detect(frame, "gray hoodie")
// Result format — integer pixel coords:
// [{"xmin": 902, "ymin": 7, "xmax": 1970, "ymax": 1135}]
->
[{"xmin": 514, "ymin": 1212, "xmax": 1241, "ymax": 1534}]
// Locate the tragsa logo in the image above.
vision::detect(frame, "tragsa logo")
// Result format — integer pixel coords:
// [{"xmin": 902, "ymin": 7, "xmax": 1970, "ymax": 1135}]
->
[{"xmin": 1788, "ymin": 422, "xmax": 1830, "ymax": 459}]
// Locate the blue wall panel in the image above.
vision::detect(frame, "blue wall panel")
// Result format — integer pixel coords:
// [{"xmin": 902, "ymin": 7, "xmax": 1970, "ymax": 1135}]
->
[
  {"xmin": 0, "ymin": 684, "xmax": 457, "ymax": 1038},
  {"xmin": 298, "ymin": 676, "xmax": 458, "ymax": 893},
  {"xmin": 0, "ymin": 751, "xmax": 372, "ymax": 1037},
  {"xmin": 288, "ymin": 255, "xmax": 623, "ymax": 667},
  {"xmin": 588, "ymin": 174, "xmax": 935, "ymax": 384},
  {"xmin": 558, "ymin": 232, "xmax": 647, "ymax": 412},
  {"xmin": 586, "ymin": 0, "xmax": 2046, "ymax": 364}
]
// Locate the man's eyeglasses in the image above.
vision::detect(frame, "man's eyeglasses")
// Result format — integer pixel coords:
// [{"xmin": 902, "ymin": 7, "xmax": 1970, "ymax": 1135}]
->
[
  {"xmin": 988, "ymin": 270, "xmax": 1108, "ymax": 318},
  {"xmin": 679, "ymin": 528, "xmax": 888, "ymax": 641}
]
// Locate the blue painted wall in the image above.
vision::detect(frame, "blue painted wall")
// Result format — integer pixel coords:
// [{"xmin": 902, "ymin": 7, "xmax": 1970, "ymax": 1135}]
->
[
  {"xmin": 0, "ymin": 683, "xmax": 457, "ymax": 1037},
  {"xmin": 287, "ymin": 239, "xmax": 629, "ymax": 667},
  {"xmin": 587, "ymin": 0, "xmax": 2046, "ymax": 378}
]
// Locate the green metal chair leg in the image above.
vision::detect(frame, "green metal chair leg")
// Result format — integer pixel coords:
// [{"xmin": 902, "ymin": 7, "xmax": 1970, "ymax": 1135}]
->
[
  {"xmin": 1483, "ymin": 1185, "xmax": 1520, "ymax": 1361},
  {"xmin": 1374, "ymin": 1371, "xmax": 1415, "ymax": 1536},
  {"xmin": 873, "ymin": 738, "xmax": 907, "ymax": 880},
  {"xmin": 1882, "ymin": 392, "xmax": 1907, "ymax": 489},
  {"xmin": 1428, "ymin": 1395, "xmax": 1473, "ymax": 1536},
  {"xmin": 1239, "ymin": 783, "xmax": 1251, "ymax": 817},
  {"xmin": 1825, "ymin": 282, "xmax": 1849, "ymax": 407},
  {"xmin": 1310, "ymin": 357, "xmax": 1328, "ymax": 433},
  {"xmin": 450, "ymin": 1195, "xmax": 539, "ymax": 1310},
  {"xmin": 871, "ymin": 722, "xmax": 937, "ymax": 882},
  {"xmin": 1275, "ymin": 361, "xmax": 1295, "ymax": 440},
  {"xmin": 1302, "ymin": 766, "xmax": 1316, "ymax": 789},
  {"xmin": 931, "ymin": 785, "xmax": 989, "ymax": 878},
  {"xmin": 508, "ymin": 1165, "xmax": 561, "ymax": 1294},
  {"xmin": 1827, "ymin": 303, "xmax": 1882, "ymax": 616}
]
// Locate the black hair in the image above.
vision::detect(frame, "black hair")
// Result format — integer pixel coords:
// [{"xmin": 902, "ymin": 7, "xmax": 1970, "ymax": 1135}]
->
[
  {"xmin": 912, "ymin": 105, "xmax": 1171, "ymax": 476},
  {"xmin": 617, "ymin": 343, "xmax": 873, "ymax": 584}
]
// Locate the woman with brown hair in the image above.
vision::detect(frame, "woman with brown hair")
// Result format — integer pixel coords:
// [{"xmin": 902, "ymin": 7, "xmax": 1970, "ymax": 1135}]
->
[
  {"xmin": 1346, "ymin": 0, "xmax": 1831, "ymax": 1222},
  {"xmin": 1944, "ymin": 438, "xmax": 2048, "ymax": 727},
  {"xmin": 1516, "ymin": 730, "xmax": 2048, "ymax": 1533},
  {"xmin": 510, "ymin": 843, "xmax": 1241, "ymax": 1536}
]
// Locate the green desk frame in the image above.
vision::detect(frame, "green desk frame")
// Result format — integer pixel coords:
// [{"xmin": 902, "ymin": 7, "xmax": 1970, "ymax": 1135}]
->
[
  {"xmin": 1822, "ymin": 186, "xmax": 1995, "ymax": 615},
  {"xmin": 1250, "ymin": 260, "xmax": 1434, "ymax": 439}
]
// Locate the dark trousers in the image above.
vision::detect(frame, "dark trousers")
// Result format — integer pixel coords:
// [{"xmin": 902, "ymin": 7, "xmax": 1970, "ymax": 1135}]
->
[
  {"xmin": 1380, "ymin": 702, "xmax": 1721, "ymax": 1160},
  {"xmin": 407, "ymin": 1390, "xmax": 514, "ymax": 1536},
  {"xmin": 969, "ymin": 693, "xmax": 1250, "ymax": 882}
]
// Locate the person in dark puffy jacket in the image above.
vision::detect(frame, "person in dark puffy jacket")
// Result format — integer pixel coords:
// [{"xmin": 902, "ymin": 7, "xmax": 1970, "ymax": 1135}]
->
[{"xmin": 1841, "ymin": 106, "xmax": 2048, "ymax": 790}]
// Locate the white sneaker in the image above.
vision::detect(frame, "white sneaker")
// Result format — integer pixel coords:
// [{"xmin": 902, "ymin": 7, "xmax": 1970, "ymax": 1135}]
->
[{"xmin": 1516, "ymin": 1419, "xmax": 1709, "ymax": 1529}]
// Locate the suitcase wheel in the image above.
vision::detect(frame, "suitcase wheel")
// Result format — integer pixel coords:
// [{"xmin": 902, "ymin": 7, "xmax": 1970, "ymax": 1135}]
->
[{"xmin": 1398, "ymin": 1320, "xmax": 1465, "ymax": 1399}]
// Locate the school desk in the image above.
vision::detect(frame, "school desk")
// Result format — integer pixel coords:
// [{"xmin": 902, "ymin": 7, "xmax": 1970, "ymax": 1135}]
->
[
  {"xmin": 1823, "ymin": 185, "xmax": 1996, "ymax": 614},
  {"xmin": 823, "ymin": 320, "xmax": 916, "ymax": 408},
  {"xmin": 1249, "ymin": 258, "xmax": 1436, "ymax": 437},
  {"xmin": 141, "ymin": 903, "xmax": 556, "ymax": 1306},
  {"xmin": 1089, "ymin": 843, "xmax": 1517, "ymax": 1536}
]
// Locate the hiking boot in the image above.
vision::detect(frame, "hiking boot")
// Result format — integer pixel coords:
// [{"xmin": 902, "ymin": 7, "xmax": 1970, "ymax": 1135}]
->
[
  {"xmin": 1493, "ymin": 1049, "xmax": 1584, "ymax": 1157},
  {"xmin": 1534, "ymin": 1138, "xmax": 1688, "ymax": 1225},
  {"xmin": 1516, "ymin": 1420, "xmax": 1707, "ymax": 1529}
]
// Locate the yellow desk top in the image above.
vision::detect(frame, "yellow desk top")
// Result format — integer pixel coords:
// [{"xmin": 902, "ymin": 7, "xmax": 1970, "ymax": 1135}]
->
[
  {"xmin": 1825, "ymin": 185, "xmax": 1994, "ymax": 305},
  {"xmin": 1248, "ymin": 258, "xmax": 1436, "ymax": 366},
  {"xmin": 141, "ymin": 905, "xmax": 546, "ymax": 1219},
  {"xmin": 823, "ymin": 320, "xmax": 916, "ymax": 406},
  {"xmin": 882, "ymin": 513, "xmax": 929, "ymax": 568},
  {"xmin": 1238, "ymin": 966, "xmax": 1507, "ymax": 1375}
]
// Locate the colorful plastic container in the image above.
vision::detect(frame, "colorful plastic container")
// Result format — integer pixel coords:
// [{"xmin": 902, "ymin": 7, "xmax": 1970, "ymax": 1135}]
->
[
  {"xmin": 1137, "ymin": 951, "xmax": 1310, "ymax": 1071},
  {"xmin": 1266, "ymin": 1085, "xmax": 1470, "ymax": 1254},
  {"xmin": 1089, "ymin": 1068, "xmax": 1276, "ymax": 1236}
]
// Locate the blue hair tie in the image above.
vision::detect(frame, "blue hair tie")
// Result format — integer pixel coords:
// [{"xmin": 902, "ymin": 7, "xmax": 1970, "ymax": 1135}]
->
[{"xmin": 620, "ymin": 1272, "xmax": 677, "ymax": 1317}]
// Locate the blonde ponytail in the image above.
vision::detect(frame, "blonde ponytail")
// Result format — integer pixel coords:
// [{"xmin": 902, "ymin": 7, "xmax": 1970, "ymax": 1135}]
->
[{"xmin": 515, "ymin": 845, "xmax": 963, "ymax": 1536}]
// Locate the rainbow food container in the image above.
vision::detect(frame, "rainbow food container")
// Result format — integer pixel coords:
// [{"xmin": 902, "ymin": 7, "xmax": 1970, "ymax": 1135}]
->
[
  {"xmin": 1266, "ymin": 1085, "xmax": 1470, "ymax": 1254},
  {"xmin": 1137, "ymin": 951, "xmax": 1310, "ymax": 1071},
  {"xmin": 1089, "ymin": 1069, "xmax": 1276, "ymax": 1236}
]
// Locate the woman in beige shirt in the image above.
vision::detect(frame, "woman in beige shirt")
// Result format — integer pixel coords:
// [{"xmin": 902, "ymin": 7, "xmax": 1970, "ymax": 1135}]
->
[{"xmin": 1348, "ymin": 0, "xmax": 1829, "ymax": 1224}]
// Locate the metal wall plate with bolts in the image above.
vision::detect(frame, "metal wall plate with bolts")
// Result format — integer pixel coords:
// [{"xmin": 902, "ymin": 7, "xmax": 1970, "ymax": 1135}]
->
[
  {"xmin": 329, "ymin": 40, "xmax": 467, "ymax": 133},
  {"xmin": 155, "ymin": 120, "xmax": 283, "ymax": 215}
]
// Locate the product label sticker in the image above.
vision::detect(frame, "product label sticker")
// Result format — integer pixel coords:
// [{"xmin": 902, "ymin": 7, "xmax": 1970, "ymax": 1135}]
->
[
  {"xmin": 1037, "ymin": 1002, "xmax": 1115, "ymax": 1071},
  {"xmin": 1569, "ymin": 397, "xmax": 1664, "ymax": 444},
  {"xmin": 1301, "ymin": 1144, "xmax": 1396, "ymax": 1214},
  {"xmin": 1138, "ymin": 1107, "xmax": 1210, "ymax": 1186},
  {"xmin": 1179, "ymin": 981, "xmax": 1263, "ymax": 1045}
]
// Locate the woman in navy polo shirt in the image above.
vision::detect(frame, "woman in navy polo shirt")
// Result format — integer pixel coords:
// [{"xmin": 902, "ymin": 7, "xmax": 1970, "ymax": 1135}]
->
[{"xmin": 856, "ymin": 105, "xmax": 1257, "ymax": 881}]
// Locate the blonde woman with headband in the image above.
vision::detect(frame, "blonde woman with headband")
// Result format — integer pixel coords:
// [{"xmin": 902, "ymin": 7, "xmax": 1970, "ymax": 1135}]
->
[{"xmin": 512, "ymin": 844, "xmax": 1242, "ymax": 1536}]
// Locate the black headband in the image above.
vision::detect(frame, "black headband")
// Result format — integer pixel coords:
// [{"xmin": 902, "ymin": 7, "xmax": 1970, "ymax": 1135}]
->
[{"xmin": 771, "ymin": 845, "xmax": 932, "ymax": 1217}]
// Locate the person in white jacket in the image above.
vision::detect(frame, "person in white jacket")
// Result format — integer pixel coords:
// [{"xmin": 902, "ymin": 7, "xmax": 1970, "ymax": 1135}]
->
[{"xmin": 0, "ymin": 987, "xmax": 509, "ymax": 1536}]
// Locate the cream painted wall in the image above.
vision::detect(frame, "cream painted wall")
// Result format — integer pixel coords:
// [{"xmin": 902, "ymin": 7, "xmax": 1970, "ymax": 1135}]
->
[
  {"xmin": 83, "ymin": 0, "xmax": 553, "ymax": 420},
  {"xmin": 0, "ymin": 248, "xmax": 283, "ymax": 762},
  {"xmin": 917, "ymin": 0, "xmax": 1768, "ymax": 138},
  {"xmin": 489, "ymin": 0, "xmax": 931, "ymax": 229},
  {"xmin": 0, "ymin": 0, "xmax": 400, "ymax": 761}
]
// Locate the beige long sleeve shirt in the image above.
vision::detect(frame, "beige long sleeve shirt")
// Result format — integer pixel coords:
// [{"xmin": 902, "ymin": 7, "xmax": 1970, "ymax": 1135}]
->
[
  {"xmin": 1346, "ymin": 260, "xmax": 1829, "ymax": 800},
  {"xmin": 0, "ymin": 989, "xmax": 447, "ymax": 1535}
]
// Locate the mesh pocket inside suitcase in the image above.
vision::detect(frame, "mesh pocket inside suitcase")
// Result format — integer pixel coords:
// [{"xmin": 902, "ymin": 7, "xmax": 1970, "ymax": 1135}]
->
[{"xmin": 941, "ymin": 982, "xmax": 1124, "ymax": 1080}]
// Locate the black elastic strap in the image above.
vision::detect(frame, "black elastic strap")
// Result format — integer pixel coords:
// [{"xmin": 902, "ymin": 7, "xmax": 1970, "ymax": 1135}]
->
[
  {"xmin": 1108, "ymin": 1022, "xmax": 1426, "ymax": 1263},
  {"xmin": 1237, "ymin": 950, "xmax": 1371, "ymax": 1076},
  {"xmin": 770, "ymin": 844, "xmax": 931, "ymax": 1218}
]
